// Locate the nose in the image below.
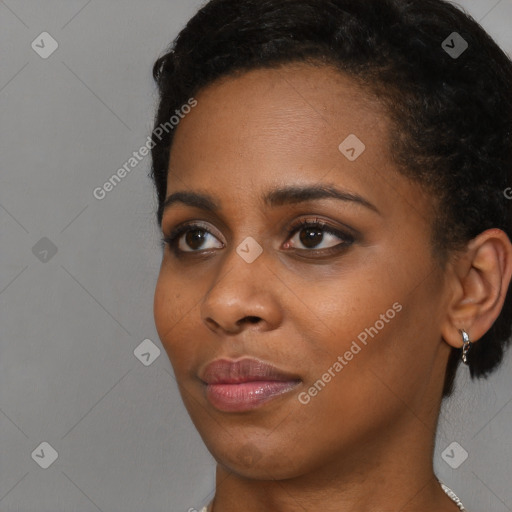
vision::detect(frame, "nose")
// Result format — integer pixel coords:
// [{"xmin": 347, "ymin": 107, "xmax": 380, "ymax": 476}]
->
[{"xmin": 200, "ymin": 243, "xmax": 283, "ymax": 335}]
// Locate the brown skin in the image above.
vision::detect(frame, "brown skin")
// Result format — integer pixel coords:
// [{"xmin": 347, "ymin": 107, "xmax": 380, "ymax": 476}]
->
[{"xmin": 153, "ymin": 63, "xmax": 512, "ymax": 512}]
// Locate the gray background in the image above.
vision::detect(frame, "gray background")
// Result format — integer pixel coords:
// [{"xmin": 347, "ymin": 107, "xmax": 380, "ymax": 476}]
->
[{"xmin": 0, "ymin": 1, "xmax": 511, "ymax": 511}]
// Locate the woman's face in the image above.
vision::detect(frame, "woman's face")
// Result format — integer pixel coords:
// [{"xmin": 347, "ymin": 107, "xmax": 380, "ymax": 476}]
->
[{"xmin": 153, "ymin": 63, "xmax": 452, "ymax": 479}]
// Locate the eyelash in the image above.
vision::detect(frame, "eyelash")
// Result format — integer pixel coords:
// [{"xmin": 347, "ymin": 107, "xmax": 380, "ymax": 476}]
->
[{"xmin": 160, "ymin": 217, "xmax": 354, "ymax": 256}]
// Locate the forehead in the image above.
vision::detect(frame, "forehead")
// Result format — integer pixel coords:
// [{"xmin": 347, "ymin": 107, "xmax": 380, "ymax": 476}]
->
[
  {"xmin": 173, "ymin": 63, "xmax": 387, "ymax": 156},
  {"xmin": 169, "ymin": 65, "xmax": 388, "ymax": 174},
  {"xmin": 164, "ymin": 63, "xmax": 429, "ymax": 226}
]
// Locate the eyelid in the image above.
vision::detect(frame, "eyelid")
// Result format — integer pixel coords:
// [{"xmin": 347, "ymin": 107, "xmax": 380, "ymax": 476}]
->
[
  {"xmin": 287, "ymin": 214, "xmax": 357, "ymax": 236},
  {"xmin": 166, "ymin": 220, "xmax": 223, "ymax": 242}
]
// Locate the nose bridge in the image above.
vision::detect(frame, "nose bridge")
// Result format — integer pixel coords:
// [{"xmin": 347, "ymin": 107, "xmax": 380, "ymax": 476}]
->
[
  {"xmin": 216, "ymin": 204, "xmax": 267, "ymax": 279},
  {"xmin": 210, "ymin": 233, "xmax": 266, "ymax": 299},
  {"xmin": 200, "ymin": 233, "xmax": 279, "ymax": 332}
]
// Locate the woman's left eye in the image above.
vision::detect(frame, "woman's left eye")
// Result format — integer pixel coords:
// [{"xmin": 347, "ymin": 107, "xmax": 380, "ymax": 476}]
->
[{"xmin": 284, "ymin": 219, "xmax": 354, "ymax": 252}]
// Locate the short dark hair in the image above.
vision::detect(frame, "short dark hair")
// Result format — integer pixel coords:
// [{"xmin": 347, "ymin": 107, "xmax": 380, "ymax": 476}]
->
[{"xmin": 149, "ymin": 0, "xmax": 512, "ymax": 397}]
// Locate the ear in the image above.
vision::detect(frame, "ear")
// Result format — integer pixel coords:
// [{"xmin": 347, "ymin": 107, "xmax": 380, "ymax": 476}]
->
[{"xmin": 441, "ymin": 228, "xmax": 512, "ymax": 349}]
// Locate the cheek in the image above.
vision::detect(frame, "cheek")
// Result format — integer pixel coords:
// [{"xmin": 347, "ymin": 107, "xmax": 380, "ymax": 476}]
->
[
  {"xmin": 153, "ymin": 262, "xmax": 221, "ymax": 385},
  {"xmin": 302, "ymin": 263, "xmax": 443, "ymax": 422},
  {"xmin": 153, "ymin": 271, "xmax": 172, "ymax": 342},
  {"xmin": 153, "ymin": 268, "xmax": 194, "ymax": 362},
  {"xmin": 297, "ymin": 253, "xmax": 427, "ymax": 392}
]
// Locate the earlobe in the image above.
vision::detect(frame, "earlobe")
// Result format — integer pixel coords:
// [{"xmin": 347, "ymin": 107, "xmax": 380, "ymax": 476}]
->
[{"xmin": 440, "ymin": 228, "xmax": 512, "ymax": 350}]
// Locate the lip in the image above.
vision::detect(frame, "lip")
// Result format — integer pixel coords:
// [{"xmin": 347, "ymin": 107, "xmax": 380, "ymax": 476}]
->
[{"xmin": 200, "ymin": 358, "xmax": 301, "ymax": 412}]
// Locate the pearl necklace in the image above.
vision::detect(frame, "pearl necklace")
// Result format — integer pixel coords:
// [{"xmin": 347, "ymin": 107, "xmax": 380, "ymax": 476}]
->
[{"xmin": 199, "ymin": 480, "xmax": 466, "ymax": 511}]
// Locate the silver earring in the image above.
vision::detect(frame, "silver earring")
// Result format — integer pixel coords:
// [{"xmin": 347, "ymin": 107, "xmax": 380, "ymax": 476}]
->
[{"xmin": 460, "ymin": 329, "xmax": 471, "ymax": 365}]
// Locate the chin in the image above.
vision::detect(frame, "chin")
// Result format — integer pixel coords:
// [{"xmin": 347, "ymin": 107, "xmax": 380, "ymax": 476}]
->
[{"xmin": 200, "ymin": 430, "xmax": 314, "ymax": 480}]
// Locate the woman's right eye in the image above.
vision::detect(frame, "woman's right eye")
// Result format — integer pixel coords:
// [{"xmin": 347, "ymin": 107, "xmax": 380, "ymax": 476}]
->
[{"xmin": 161, "ymin": 224, "xmax": 224, "ymax": 253}]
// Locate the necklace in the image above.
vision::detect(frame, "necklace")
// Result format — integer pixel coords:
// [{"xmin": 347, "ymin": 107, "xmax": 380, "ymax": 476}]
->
[
  {"xmin": 439, "ymin": 481, "xmax": 467, "ymax": 511},
  {"xmin": 199, "ymin": 479, "xmax": 467, "ymax": 511}
]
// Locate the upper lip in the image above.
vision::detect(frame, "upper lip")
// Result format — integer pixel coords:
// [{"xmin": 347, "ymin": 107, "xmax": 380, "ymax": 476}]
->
[{"xmin": 200, "ymin": 358, "xmax": 301, "ymax": 384}]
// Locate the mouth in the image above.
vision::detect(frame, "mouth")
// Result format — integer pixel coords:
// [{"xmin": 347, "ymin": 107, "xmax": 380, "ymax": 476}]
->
[{"xmin": 200, "ymin": 358, "xmax": 302, "ymax": 412}]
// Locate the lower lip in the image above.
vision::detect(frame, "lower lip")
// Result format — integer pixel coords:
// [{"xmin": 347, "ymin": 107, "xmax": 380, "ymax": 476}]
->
[{"xmin": 205, "ymin": 380, "xmax": 300, "ymax": 412}]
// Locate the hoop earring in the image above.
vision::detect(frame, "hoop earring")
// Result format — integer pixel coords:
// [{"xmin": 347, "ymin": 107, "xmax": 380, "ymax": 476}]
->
[{"xmin": 460, "ymin": 329, "xmax": 471, "ymax": 365}]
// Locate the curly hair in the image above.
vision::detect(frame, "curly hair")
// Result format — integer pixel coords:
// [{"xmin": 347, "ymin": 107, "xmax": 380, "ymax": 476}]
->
[{"xmin": 149, "ymin": 0, "xmax": 512, "ymax": 397}]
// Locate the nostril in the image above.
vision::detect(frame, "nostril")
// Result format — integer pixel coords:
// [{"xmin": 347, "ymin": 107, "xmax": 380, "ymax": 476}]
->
[{"xmin": 240, "ymin": 316, "xmax": 260, "ymax": 325}]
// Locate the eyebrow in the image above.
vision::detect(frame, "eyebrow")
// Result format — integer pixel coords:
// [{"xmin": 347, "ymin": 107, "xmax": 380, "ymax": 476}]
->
[{"xmin": 161, "ymin": 184, "xmax": 380, "ymax": 215}]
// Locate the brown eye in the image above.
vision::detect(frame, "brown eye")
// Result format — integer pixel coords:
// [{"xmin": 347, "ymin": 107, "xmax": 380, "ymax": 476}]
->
[
  {"xmin": 162, "ymin": 223, "xmax": 224, "ymax": 253},
  {"xmin": 285, "ymin": 220, "xmax": 354, "ymax": 251},
  {"xmin": 183, "ymin": 228, "xmax": 208, "ymax": 251},
  {"xmin": 298, "ymin": 226, "xmax": 326, "ymax": 249}
]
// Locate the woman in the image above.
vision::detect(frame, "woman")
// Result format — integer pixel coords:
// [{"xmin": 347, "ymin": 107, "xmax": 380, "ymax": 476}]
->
[{"xmin": 150, "ymin": 0, "xmax": 512, "ymax": 510}]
